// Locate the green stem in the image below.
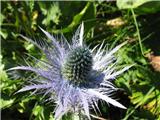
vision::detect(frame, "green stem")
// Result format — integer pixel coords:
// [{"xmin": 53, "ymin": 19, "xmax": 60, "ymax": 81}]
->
[
  {"xmin": 131, "ymin": 9, "xmax": 144, "ymax": 56},
  {"xmin": 72, "ymin": 113, "xmax": 80, "ymax": 120}
]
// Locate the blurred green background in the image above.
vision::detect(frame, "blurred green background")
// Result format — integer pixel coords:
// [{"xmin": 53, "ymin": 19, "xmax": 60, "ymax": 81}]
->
[{"xmin": 1, "ymin": 1, "xmax": 160, "ymax": 120}]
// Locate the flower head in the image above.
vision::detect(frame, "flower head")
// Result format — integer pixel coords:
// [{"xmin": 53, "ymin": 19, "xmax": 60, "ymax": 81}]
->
[{"xmin": 10, "ymin": 23, "xmax": 132, "ymax": 119}]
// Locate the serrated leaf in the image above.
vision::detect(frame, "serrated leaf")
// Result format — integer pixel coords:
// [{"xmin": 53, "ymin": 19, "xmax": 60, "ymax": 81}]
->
[{"xmin": 42, "ymin": 3, "xmax": 61, "ymax": 26}]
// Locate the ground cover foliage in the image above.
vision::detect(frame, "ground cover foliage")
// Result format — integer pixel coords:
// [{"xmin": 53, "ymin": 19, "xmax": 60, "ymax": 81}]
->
[{"xmin": 1, "ymin": 1, "xmax": 160, "ymax": 120}]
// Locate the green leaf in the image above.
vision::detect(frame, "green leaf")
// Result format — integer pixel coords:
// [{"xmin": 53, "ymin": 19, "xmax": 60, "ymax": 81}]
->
[
  {"xmin": 32, "ymin": 104, "xmax": 51, "ymax": 120},
  {"xmin": 54, "ymin": 2, "xmax": 93, "ymax": 33},
  {"xmin": 0, "ymin": 29, "xmax": 8, "ymax": 39},
  {"xmin": 0, "ymin": 55, "xmax": 8, "ymax": 81},
  {"xmin": 117, "ymin": 0, "xmax": 155, "ymax": 9},
  {"xmin": 41, "ymin": 2, "xmax": 61, "ymax": 26},
  {"xmin": 135, "ymin": 1, "xmax": 160, "ymax": 14},
  {"xmin": 0, "ymin": 13, "xmax": 5, "ymax": 25},
  {"xmin": 0, "ymin": 94, "xmax": 15, "ymax": 109},
  {"xmin": 33, "ymin": 105, "xmax": 43, "ymax": 116}
]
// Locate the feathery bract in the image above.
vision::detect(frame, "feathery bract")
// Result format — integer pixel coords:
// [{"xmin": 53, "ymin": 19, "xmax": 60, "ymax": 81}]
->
[{"xmin": 10, "ymin": 23, "xmax": 132, "ymax": 120}]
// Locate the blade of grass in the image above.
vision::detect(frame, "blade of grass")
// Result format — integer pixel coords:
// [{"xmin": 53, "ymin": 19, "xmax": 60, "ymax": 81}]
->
[{"xmin": 131, "ymin": 9, "xmax": 144, "ymax": 56}]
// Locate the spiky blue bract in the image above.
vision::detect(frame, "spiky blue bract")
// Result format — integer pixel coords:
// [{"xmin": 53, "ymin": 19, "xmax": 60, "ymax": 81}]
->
[{"xmin": 10, "ymin": 23, "xmax": 132, "ymax": 120}]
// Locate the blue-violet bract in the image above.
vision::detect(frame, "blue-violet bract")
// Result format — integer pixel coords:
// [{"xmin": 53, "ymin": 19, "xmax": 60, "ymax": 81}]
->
[{"xmin": 10, "ymin": 23, "xmax": 132, "ymax": 120}]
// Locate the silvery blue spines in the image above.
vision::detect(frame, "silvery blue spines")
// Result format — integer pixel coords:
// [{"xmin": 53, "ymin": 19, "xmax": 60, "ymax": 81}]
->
[{"xmin": 10, "ymin": 23, "xmax": 132, "ymax": 120}]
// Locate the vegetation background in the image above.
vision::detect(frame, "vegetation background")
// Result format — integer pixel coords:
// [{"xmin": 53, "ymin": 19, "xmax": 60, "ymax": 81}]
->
[{"xmin": 1, "ymin": 1, "xmax": 160, "ymax": 120}]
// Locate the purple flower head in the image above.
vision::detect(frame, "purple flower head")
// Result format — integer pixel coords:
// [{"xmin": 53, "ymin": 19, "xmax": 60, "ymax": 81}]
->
[{"xmin": 10, "ymin": 23, "xmax": 132, "ymax": 119}]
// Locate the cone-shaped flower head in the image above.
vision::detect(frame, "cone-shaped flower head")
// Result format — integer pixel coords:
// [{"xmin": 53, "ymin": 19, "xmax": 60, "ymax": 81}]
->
[
  {"xmin": 62, "ymin": 46, "xmax": 93, "ymax": 86},
  {"xmin": 10, "ymin": 23, "xmax": 132, "ymax": 120}
]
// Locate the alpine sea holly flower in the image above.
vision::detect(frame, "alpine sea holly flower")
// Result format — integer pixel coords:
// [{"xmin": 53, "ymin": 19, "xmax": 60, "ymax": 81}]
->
[{"xmin": 10, "ymin": 23, "xmax": 132, "ymax": 120}]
